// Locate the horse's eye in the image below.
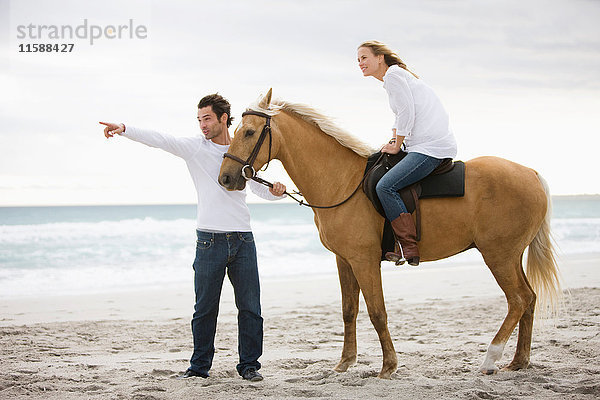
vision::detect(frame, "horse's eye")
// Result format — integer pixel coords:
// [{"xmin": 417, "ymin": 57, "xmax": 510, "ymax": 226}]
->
[{"xmin": 245, "ymin": 129, "xmax": 255, "ymax": 137}]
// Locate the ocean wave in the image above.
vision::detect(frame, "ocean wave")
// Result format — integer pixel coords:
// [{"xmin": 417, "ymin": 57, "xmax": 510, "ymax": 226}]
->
[
  {"xmin": 0, "ymin": 217, "xmax": 196, "ymax": 243},
  {"xmin": 1, "ymin": 214, "xmax": 599, "ymax": 298}
]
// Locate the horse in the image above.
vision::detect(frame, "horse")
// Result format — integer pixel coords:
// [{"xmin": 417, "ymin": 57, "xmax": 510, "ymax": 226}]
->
[{"xmin": 218, "ymin": 89, "xmax": 562, "ymax": 379}]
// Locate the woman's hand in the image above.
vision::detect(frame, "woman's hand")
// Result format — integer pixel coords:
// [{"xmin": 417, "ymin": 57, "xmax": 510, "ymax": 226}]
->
[
  {"xmin": 381, "ymin": 141, "xmax": 401, "ymax": 154},
  {"xmin": 381, "ymin": 133, "xmax": 404, "ymax": 154}
]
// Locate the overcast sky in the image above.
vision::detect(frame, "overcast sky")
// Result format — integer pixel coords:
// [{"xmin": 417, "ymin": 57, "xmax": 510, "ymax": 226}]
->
[{"xmin": 1, "ymin": 0, "xmax": 599, "ymax": 206}]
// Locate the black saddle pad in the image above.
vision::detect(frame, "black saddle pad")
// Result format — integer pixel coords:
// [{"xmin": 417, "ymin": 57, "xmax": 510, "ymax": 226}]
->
[{"xmin": 363, "ymin": 151, "xmax": 465, "ymax": 260}]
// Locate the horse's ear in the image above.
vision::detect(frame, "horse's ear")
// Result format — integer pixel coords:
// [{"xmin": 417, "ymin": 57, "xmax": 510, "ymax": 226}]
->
[{"xmin": 259, "ymin": 88, "xmax": 272, "ymax": 108}]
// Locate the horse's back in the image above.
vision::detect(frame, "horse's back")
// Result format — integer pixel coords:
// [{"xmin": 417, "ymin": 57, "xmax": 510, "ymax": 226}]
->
[
  {"xmin": 419, "ymin": 156, "xmax": 548, "ymax": 261},
  {"xmin": 466, "ymin": 156, "xmax": 545, "ymax": 199}
]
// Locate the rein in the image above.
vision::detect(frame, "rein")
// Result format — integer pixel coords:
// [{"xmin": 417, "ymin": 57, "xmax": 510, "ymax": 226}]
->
[{"xmin": 223, "ymin": 111, "xmax": 383, "ymax": 210}]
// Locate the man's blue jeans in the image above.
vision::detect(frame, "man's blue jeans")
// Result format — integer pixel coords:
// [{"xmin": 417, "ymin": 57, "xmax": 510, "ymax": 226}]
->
[
  {"xmin": 189, "ymin": 230, "xmax": 263, "ymax": 377},
  {"xmin": 376, "ymin": 152, "xmax": 443, "ymax": 221}
]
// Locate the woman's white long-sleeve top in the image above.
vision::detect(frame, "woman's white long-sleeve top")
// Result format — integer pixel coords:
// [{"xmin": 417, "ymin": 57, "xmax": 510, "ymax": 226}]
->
[{"xmin": 383, "ymin": 65, "xmax": 457, "ymax": 159}]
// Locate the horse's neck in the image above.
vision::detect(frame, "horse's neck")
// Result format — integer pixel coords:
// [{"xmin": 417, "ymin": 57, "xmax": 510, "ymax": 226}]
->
[{"xmin": 275, "ymin": 113, "xmax": 366, "ymax": 208}]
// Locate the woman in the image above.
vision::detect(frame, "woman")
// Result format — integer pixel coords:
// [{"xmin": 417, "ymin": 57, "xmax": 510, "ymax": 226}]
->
[{"xmin": 357, "ymin": 40, "xmax": 457, "ymax": 266}]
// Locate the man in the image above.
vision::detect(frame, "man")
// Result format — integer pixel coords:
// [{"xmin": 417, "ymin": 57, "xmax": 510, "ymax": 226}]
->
[{"xmin": 100, "ymin": 93, "xmax": 286, "ymax": 382}]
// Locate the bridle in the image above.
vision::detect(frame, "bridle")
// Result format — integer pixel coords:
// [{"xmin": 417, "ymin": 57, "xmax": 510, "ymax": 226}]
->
[
  {"xmin": 223, "ymin": 110, "xmax": 272, "ymax": 181},
  {"xmin": 222, "ymin": 110, "xmax": 382, "ymax": 209}
]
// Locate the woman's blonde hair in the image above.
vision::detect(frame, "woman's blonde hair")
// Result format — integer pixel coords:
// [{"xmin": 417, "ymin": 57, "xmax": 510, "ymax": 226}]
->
[{"xmin": 358, "ymin": 40, "xmax": 419, "ymax": 79}]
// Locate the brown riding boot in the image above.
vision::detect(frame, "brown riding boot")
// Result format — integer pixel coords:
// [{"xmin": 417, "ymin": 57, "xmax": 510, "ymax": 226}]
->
[{"xmin": 385, "ymin": 213, "xmax": 420, "ymax": 266}]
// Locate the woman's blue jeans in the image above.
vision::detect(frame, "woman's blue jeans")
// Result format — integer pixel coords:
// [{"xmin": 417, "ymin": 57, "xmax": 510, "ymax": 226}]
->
[
  {"xmin": 190, "ymin": 230, "xmax": 262, "ymax": 377},
  {"xmin": 376, "ymin": 152, "xmax": 443, "ymax": 221}
]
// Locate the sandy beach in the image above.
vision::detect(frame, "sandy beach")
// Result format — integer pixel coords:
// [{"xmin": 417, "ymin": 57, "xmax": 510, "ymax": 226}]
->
[{"xmin": 1, "ymin": 255, "xmax": 599, "ymax": 400}]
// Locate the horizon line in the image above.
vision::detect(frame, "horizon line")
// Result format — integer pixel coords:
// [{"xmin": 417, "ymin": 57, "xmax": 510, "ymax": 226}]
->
[{"xmin": 1, "ymin": 194, "xmax": 599, "ymax": 208}]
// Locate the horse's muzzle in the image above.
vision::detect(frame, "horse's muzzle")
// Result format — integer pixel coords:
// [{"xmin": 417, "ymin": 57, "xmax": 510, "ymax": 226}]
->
[{"xmin": 219, "ymin": 171, "xmax": 246, "ymax": 191}]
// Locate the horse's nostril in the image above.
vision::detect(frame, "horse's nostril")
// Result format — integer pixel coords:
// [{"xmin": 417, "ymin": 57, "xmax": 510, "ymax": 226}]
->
[{"xmin": 220, "ymin": 174, "xmax": 231, "ymax": 186}]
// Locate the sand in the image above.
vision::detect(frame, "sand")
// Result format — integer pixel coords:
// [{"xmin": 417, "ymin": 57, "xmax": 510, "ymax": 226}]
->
[{"xmin": 1, "ymin": 256, "xmax": 599, "ymax": 399}]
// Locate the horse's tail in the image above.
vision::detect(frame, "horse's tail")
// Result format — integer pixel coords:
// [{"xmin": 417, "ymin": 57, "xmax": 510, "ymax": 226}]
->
[{"xmin": 526, "ymin": 173, "xmax": 562, "ymax": 317}]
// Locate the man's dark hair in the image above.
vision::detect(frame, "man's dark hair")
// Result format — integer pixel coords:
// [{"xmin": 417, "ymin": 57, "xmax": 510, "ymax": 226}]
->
[{"xmin": 198, "ymin": 93, "xmax": 234, "ymax": 127}]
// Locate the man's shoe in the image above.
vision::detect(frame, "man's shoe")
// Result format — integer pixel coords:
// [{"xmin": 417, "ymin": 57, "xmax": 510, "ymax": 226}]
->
[
  {"xmin": 242, "ymin": 368, "xmax": 263, "ymax": 382},
  {"xmin": 178, "ymin": 369, "xmax": 208, "ymax": 379}
]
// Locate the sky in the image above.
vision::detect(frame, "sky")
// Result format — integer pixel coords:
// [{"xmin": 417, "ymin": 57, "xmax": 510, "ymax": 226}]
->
[{"xmin": 1, "ymin": 0, "xmax": 599, "ymax": 206}]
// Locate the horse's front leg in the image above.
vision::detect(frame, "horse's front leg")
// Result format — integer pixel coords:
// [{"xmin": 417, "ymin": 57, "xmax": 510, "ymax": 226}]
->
[
  {"xmin": 334, "ymin": 255, "xmax": 360, "ymax": 373},
  {"xmin": 351, "ymin": 259, "xmax": 398, "ymax": 379}
]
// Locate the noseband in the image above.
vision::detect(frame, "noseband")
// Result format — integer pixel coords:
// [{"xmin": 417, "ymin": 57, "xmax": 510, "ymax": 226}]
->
[{"xmin": 223, "ymin": 110, "xmax": 272, "ymax": 180}]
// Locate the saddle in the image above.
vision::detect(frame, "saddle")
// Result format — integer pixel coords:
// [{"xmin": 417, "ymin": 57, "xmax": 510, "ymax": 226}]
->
[{"xmin": 363, "ymin": 151, "xmax": 465, "ymax": 260}]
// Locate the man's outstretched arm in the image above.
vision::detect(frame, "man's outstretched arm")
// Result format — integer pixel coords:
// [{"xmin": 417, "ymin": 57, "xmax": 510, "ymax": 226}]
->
[{"xmin": 99, "ymin": 121, "xmax": 199, "ymax": 160}]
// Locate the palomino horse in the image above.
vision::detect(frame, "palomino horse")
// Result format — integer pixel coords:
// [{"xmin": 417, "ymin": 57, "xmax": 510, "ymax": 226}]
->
[{"xmin": 218, "ymin": 89, "xmax": 562, "ymax": 379}]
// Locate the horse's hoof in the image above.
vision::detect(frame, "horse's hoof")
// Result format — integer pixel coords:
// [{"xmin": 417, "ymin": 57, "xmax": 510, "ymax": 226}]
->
[
  {"xmin": 502, "ymin": 361, "xmax": 529, "ymax": 372},
  {"xmin": 334, "ymin": 358, "xmax": 355, "ymax": 373},
  {"xmin": 377, "ymin": 372, "xmax": 392, "ymax": 379},
  {"xmin": 377, "ymin": 362, "xmax": 397, "ymax": 379},
  {"xmin": 480, "ymin": 367, "xmax": 499, "ymax": 375}
]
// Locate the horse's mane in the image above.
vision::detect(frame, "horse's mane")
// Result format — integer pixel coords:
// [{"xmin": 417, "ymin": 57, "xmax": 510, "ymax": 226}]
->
[{"xmin": 247, "ymin": 97, "xmax": 376, "ymax": 158}]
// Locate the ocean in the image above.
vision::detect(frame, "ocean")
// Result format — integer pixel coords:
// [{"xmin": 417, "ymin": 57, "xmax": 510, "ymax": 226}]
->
[{"xmin": 0, "ymin": 196, "xmax": 599, "ymax": 299}]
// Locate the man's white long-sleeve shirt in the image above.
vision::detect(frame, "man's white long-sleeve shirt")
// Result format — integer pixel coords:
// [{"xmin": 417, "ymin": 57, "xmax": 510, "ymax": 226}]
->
[
  {"xmin": 122, "ymin": 126, "xmax": 284, "ymax": 232},
  {"xmin": 383, "ymin": 65, "xmax": 457, "ymax": 159}
]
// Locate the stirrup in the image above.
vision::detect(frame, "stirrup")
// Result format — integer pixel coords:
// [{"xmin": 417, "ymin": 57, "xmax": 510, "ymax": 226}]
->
[
  {"xmin": 385, "ymin": 240, "xmax": 406, "ymax": 266},
  {"xmin": 385, "ymin": 252, "xmax": 405, "ymax": 266}
]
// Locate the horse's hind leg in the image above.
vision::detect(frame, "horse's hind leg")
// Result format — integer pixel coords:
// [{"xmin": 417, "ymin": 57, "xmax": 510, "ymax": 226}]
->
[
  {"xmin": 334, "ymin": 255, "xmax": 360, "ymax": 373},
  {"xmin": 479, "ymin": 252, "xmax": 536, "ymax": 375},
  {"xmin": 504, "ymin": 262, "xmax": 536, "ymax": 371}
]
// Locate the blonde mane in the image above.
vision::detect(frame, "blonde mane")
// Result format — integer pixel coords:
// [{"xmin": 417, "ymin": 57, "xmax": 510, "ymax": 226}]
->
[{"xmin": 247, "ymin": 97, "xmax": 376, "ymax": 158}]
